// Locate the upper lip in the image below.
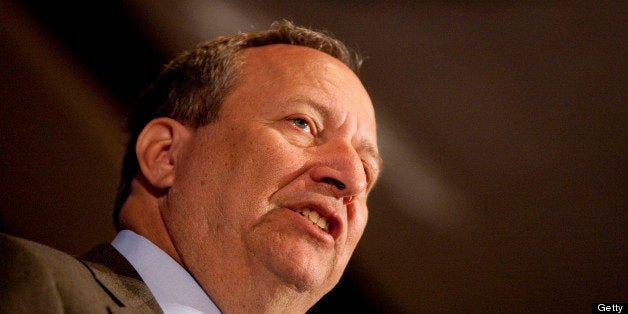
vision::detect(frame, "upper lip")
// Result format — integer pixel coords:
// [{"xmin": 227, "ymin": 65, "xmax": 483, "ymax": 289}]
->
[{"xmin": 285, "ymin": 200, "xmax": 343, "ymax": 240}]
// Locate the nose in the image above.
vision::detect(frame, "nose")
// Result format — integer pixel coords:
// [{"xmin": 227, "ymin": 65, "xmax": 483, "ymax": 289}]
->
[{"xmin": 310, "ymin": 141, "xmax": 367, "ymax": 202}]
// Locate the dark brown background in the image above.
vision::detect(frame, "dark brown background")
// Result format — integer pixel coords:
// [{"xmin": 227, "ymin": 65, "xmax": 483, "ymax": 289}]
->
[{"xmin": 1, "ymin": 1, "xmax": 626, "ymax": 312}]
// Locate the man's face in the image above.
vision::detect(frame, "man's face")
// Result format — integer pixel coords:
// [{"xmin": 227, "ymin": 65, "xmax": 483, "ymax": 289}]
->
[{"xmin": 161, "ymin": 44, "xmax": 381, "ymax": 300}]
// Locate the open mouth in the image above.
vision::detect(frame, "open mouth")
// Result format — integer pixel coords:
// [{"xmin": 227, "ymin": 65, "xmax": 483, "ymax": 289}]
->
[{"xmin": 294, "ymin": 208, "xmax": 330, "ymax": 233}]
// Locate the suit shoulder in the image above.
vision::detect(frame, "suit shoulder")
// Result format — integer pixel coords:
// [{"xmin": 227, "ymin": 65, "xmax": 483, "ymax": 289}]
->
[
  {"xmin": 0, "ymin": 232, "xmax": 82, "ymax": 267},
  {"xmin": 0, "ymin": 233, "xmax": 117, "ymax": 312}
]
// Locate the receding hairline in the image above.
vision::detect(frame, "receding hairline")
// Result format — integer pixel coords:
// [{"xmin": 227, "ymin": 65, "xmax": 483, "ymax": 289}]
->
[
  {"xmin": 229, "ymin": 44, "xmax": 382, "ymax": 171},
  {"xmin": 232, "ymin": 43, "xmax": 361, "ymax": 81}
]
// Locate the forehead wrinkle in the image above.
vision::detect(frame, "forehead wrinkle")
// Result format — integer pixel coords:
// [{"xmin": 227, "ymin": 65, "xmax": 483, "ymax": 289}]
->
[
  {"xmin": 285, "ymin": 96, "xmax": 333, "ymax": 121},
  {"xmin": 285, "ymin": 97, "xmax": 380, "ymax": 169}
]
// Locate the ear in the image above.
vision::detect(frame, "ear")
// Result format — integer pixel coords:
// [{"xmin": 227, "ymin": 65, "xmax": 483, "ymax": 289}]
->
[{"xmin": 136, "ymin": 117, "xmax": 191, "ymax": 190}]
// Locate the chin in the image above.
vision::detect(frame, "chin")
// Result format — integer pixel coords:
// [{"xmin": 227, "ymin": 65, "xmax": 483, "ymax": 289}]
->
[
  {"xmin": 266, "ymin": 240, "xmax": 339, "ymax": 293},
  {"xmin": 244, "ymin": 217, "xmax": 345, "ymax": 294}
]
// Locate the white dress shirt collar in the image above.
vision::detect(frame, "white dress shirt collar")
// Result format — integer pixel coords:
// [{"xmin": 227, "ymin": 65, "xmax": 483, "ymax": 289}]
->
[{"xmin": 111, "ymin": 230, "xmax": 221, "ymax": 314}]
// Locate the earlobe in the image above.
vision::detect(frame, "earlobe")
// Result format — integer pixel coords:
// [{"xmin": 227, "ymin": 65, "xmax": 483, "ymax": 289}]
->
[{"xmin": 136, "ymin": 118, "xmax": 190, "ymax": 190}]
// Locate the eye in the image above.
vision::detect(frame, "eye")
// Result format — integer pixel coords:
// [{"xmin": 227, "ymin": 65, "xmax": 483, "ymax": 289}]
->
[
  {"xmin": 362, "ymin": 160, "xmax": 379, "ymax": 190},
  {"xmin": 362, "ymin": 161, "xmax": 371, "ymax": 187},
  {"xmin": 292, "ymin": 118, "xmax": 311, "ymax": 133}
]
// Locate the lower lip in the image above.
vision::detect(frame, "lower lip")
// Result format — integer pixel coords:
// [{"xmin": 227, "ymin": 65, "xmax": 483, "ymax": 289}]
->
[{"xmin": 283, "ymin": 208, "xmax": 335, "ymax": 244}]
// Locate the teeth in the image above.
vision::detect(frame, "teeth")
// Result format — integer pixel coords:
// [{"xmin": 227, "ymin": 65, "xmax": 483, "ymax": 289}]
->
[
  {"xmin": 296, "ymin": 208, "xmax": 329, "ymax": 232},
  {"xmin": 316, "ymin": 217, "xmax": 328, "ymax": 231},
  {"xmin": 308, "ymin": 210, "xmax": 319, "ymax": 221}
]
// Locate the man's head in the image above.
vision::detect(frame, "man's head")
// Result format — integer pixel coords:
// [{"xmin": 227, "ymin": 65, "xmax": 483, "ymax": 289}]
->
[
  {"xmin": 114, "ymin": 20, "xmax": 362, "ymax": 220},
  {"xmin": 116, "ymin": 20, "xmax": 382, "ymax": 311}
]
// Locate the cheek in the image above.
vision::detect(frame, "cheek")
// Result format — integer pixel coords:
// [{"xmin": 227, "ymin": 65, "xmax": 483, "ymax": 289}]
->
[
  {"xmin": 165, "ymin": 136, "xmax": 234, "ymax": 228},
  {"xmin": 237, "ymin": 130, "xmax": 307, "ymax": 190}
]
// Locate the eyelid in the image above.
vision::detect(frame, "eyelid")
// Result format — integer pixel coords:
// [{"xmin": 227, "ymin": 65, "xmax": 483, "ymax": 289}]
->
[
  {"xmin": 362, "ymin": 160, "xmax": 373, "ymax": 188},
  {"xmin": 362, "ymin": 160, "xmax": 380, "ymax": 190},
  {"xmin": 287, "ymin": 114, "xmax": 318, "ymax": 135}
]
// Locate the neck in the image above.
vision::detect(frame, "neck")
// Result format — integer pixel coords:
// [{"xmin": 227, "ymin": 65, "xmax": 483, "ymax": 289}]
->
[
  {"xmin": 117, "ymin": 179, "xmax": 182, "ymax": 265},
  {"xmin": 200, "ymin": 256, "xmax": 317, "ymax": 313}
]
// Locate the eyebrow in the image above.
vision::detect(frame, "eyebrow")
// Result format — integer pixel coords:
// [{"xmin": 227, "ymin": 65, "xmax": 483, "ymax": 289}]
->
[
  {"xmin": 288, "ymin": 96, "xmax": 384, "ymax": 169},
  {"xmin": 288, "ymin": 96, "xmax": 383, "ymax": 171},
  {"xmin": 287, "ymin": 96, "xmax": 333, "ymax": 123}
]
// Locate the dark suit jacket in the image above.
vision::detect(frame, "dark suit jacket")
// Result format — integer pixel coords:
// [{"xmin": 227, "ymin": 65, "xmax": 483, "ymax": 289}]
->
[{"xmin": 0, "ymin": 233, "xmax": 163, "ymax": 313}]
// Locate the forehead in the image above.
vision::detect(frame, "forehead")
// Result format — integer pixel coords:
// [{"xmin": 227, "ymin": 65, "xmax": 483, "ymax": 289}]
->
[
  {"xmin": 232, "ymin": 44, "xmax": 381, "ymax": 168},
  {"xmin": 232, "ymin": 44, "xmax": 375, "ymax": 122},
  {"xmin": 217, "ymin": 44, "xmax": 382, "ymax": 172},
  {"xmin": 239, "ymin": 44, "xmax": 346, "ymax": 73}
]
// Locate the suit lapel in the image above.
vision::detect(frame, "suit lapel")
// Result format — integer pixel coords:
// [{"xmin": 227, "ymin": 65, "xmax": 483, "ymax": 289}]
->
[{"xmin": 80, "ymin": 244, "xmax": 163, "ymax": 313}]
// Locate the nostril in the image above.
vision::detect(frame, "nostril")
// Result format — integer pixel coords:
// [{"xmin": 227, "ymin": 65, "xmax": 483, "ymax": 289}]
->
[{"xmin": 322, "ymin": 177, "xmax": 346, "ymax": 190}]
